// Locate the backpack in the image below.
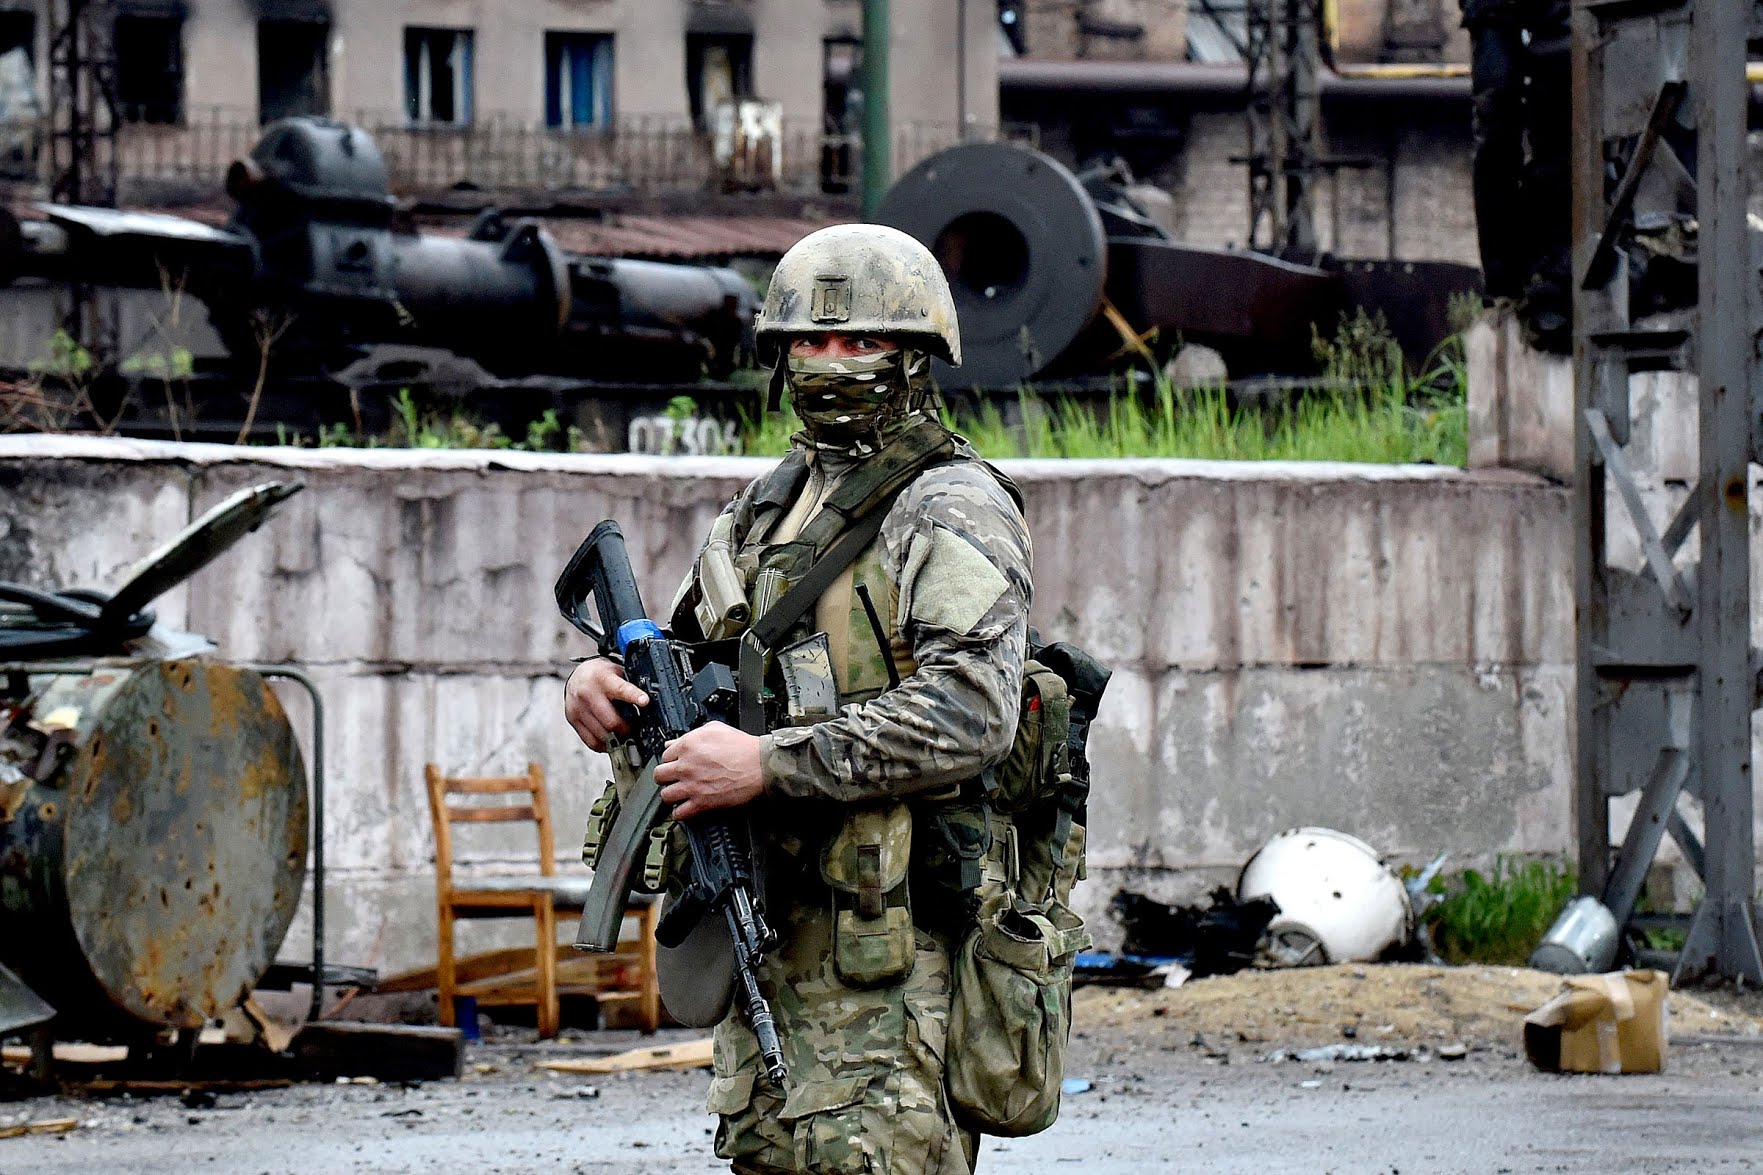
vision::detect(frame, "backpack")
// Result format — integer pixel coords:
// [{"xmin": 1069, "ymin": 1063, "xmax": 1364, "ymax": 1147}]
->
[{"xmin": 940, "ymin": 635, "xmax": 1110, "ymax": 1137}]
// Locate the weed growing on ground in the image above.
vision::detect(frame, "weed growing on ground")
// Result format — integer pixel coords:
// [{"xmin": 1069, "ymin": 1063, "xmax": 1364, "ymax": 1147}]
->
[
  {"xmin": 273, "ymin": 390, "xmax": 584, "ymax": 452},
  {"xmin": 742, "ymin": 370, "xmax": 1467, "ymax": 464},
  {"xmin": 1426, "ymin": 858, "xmax": 1578, "ymax": 966},
  {"xmin": 742, "ymin": 317, "xmax": 1467, "ymax": 463}
]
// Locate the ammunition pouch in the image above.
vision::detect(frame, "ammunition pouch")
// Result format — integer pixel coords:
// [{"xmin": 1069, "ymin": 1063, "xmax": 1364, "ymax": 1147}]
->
[
  {"xmin": 820, "ymin": 802, "xmax": 915, "ymax": 988},
  {"xmin": 776, "ymin": 632, "xmax": 839, "ymax": 726},
  {"xmin": 910, "ymin": 797, "xmax": 991, "ymax": 933},
  {"xmin": 639, "ymin": 820, "xmax": 677, "ymax": 894},
  {"xmin": 581, "ymin": 780, "xmax": 619, "ymax": 868}
]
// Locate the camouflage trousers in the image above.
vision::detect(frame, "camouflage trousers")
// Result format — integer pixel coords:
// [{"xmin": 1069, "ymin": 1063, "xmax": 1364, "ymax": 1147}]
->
[{"xmin": 708, "ymin": 902, "xmax": 978, "ymax": 1174}]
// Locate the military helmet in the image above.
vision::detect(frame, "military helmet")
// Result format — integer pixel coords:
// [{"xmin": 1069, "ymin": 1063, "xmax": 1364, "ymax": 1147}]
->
[{"xmin": 755, "ymin": 223, "xmax": 961, "ymax": 366}]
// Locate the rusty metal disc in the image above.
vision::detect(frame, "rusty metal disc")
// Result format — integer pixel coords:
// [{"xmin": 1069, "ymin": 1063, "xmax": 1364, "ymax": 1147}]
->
[
  {"xmin": 8, "ymin": 661, "xmax": 309, "ymax": 1033},
  {"xmin": 878, "ymin": 141, "xmax": 1108, "ymax": 389}
]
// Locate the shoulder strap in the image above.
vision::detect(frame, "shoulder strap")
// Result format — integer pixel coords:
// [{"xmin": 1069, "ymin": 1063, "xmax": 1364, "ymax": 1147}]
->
[{"xmin": 733, "ymin": 449, "xmax": 812, "ymax": 546}]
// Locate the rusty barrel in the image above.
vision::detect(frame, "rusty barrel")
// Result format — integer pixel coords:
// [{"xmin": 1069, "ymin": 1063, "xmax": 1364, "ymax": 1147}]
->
[{"xmin": 0, "ymin": 659, "xmax": 308, "ymax": 1037}]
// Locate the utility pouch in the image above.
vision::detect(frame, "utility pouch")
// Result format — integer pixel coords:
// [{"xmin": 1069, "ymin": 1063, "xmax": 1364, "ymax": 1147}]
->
[
  {"xmin": 820, "ymin": 802, "xmax": 915, "ymax": 988},
  {"xmin": 778, "ymin": 632, "xmax": 840, "ymax": 726},
  {"xmin": 946, "ymin": 893, "xmax": 1089, "ymax": 1137},
  {"xmin": 751, "ymin": 539, "xmax": 812, "ymax": 627},
  {"xmin": 637, "ymin": 819, "xmax": 679, "ymax": 894},
  {"xmin": 911, "ymin": 800, "xmax": 992, "ymax": 932},
  {"xmin": 989, "ymin": 662, "xmax": 1072, "ymax": 815},
  {"xmin": 581, "ymin": 780, "xmax": 620, "ymax": 868}
]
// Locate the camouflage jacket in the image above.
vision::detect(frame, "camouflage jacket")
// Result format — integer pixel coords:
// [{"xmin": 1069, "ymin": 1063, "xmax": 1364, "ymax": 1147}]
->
[{"xmin": 688, "ymin": 441, "xmax": 1033, "ymax": 806}]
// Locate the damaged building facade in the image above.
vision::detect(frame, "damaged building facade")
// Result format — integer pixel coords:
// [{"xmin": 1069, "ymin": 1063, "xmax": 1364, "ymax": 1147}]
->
[
  {"xmin": 999, "ymin": 0, "xmax": 1481, "ymax": 264},
  {"xmin": 0, "ymin": 0, "xmax": 997, "ymax": 197}
]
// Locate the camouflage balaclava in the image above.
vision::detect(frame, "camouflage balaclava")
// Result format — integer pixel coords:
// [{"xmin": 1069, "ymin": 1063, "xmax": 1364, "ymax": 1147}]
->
[{"xmin": 784, "ymin": 346, "xmax": 935, "ymax": 455}]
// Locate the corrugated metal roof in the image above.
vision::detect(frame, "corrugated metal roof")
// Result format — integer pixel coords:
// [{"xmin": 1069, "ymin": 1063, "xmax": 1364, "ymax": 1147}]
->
[{"xmin": 530, "ymin": 214, "xmax": 841, "ymax": 259}]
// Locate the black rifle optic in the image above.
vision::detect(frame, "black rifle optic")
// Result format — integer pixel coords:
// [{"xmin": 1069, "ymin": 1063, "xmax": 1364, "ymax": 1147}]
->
[{"xmin": 556, "ymin": 520, "xmax": 787, "ymax": 1087}]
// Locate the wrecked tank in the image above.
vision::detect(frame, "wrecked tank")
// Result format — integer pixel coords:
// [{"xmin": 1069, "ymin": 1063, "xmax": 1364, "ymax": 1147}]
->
[{"xmin": 0, "ymin": 482, "xmax": 309, "ymax": 1040}]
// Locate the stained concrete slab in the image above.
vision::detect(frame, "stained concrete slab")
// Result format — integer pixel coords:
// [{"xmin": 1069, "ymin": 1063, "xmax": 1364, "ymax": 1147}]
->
[{"xmin": 0, "ymin": 436, "xmax": 1584, "ymax": 974}]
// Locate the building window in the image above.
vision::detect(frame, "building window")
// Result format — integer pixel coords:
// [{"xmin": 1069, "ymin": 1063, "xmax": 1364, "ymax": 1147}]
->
[
  {"xmin": 820, "ymin": 38, "xmax": 861, "ymax": 192},
  {"xmin": 686, "ymin": 33, "xmax": 752, "ymax": 130},
  {"xmin": 404, "ymin": 27, "xmax": 473, "ymax": 126},
  {"xmin": 259, "ymin": 18, "xmax": 330, "ymax": 124},
  {"xmin": 115, "ymin": 14, "xmax": 183, "ymax": 125},
  {"xmin": 0, "ymin": 11, "xmax": 37, "ymax": 122},
  {"xmin": 545, "ymin": 32, "xmax": 613, "ymax": 130}
]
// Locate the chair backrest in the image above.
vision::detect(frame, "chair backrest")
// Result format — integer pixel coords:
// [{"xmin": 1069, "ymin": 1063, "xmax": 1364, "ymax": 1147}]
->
[{"xmin": 424, "ymin": 762, "xmax": 556, "ymax": 885}]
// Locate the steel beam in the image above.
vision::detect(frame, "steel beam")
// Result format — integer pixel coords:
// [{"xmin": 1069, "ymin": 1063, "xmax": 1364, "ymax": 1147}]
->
[
  {"xmin": 1569, "ymin": 0, "xmax": 1763, "ymax": 984},
  {"xmin": 1677, "ymin": 0, "xmax": 1762, "ymax": 984}
]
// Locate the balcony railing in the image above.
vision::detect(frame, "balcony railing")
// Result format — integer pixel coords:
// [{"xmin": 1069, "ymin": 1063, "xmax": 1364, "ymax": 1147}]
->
[{"xmin": 0, "ymin": 107, "xmax": 1034, "ymax": 202}]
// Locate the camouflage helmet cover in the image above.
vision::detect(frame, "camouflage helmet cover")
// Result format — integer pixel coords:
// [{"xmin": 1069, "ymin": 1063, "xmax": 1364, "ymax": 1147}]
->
[{"xmin": 756, "ymin": 223, "xmax": 961, "ymax": 366}]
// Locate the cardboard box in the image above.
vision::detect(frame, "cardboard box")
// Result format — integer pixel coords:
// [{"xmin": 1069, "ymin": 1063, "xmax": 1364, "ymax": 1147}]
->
[{"xmin": 1523, "ymin": 969, "xmax": 1668, "ymax": 1074}]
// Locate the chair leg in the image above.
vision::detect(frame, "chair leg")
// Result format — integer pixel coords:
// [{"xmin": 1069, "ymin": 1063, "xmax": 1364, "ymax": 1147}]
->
[
  {"xmin": 436, "ymin": 902, "xmax": 457, "ymax": 1029},
  {"xmin": 639, "ymin": 901, "xmax": 660, "ymax": 1034},
  {"xmin": 535, "ymin": 896, "xmax": 559, "ymax": 1039}
]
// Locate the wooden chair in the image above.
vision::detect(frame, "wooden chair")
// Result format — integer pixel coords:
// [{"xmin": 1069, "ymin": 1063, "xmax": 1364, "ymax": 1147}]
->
[{"xmin": 425, "ymin": 762, "xmax": 659, "ymax": 1038}]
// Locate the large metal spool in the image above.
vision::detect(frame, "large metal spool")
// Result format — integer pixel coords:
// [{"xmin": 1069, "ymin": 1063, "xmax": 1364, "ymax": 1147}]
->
[
  {"xmin": 878, "ymin": 141, "xmax": 1108, "ymax": 389},
  {"xmin": 879, "ymin": 140, "xmax": 1480, "ymax": 390},
  {"xmin": 0, "ymin": 660, "xmax": 308, "ymax": 1036}
]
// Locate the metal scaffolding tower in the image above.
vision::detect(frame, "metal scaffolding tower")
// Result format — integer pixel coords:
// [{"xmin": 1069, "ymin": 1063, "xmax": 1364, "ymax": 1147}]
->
[
  {"xmin": 45, "ymin": 0, "xmax": 118, "ymax": 207},
  {"xmin": 1570, "ymin": 0, "xmax": 1763, "ymax": 983},
  {"xmin": 1243, "ymin": 0, "xmax": 1323, "ymax": 257}
]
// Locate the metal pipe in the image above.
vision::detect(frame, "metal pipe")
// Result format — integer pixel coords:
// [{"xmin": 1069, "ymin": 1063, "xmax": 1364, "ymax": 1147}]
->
[
  {"xmin": 861, "ymin": 0, "xmax": 891, "ymax": 220},
  {"xmin": 956, "ymin": 0, "xmax": 968, "ymax": 140},
  {"xmin": 997, "ymin": 58, "xmax": 1471, "ymax": 100},
  {"xmin": 247, "ymin": 663, "xmax": 328, "ymax": 1022}
]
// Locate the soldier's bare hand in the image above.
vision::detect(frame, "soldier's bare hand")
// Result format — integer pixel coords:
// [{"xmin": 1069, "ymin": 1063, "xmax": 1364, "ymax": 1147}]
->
[
  {"xmin": 655, "ymin": 722, "xmax": 763, "ymax": 819},
  {"xmin": 563, "ymin": 658, "xmax": 650, "ymax": 753}
]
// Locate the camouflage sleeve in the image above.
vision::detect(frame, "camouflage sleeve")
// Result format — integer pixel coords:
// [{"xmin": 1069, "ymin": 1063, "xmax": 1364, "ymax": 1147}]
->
[{"xmin": 759, "ymin": 463, "xmax": 1032, "ymax": 802}]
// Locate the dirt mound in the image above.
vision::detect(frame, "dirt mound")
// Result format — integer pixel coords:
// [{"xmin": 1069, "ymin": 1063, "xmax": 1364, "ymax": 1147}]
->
[{"xmin": 1074, "ymin": 963, "xmax": 1762, "ymax": 1049}]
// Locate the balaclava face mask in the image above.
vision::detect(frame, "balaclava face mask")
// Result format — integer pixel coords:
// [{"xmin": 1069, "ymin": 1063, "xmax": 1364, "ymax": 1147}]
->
[{"xmin": 784, "ymin": 347, "xmax": 934, "ymax": 456}]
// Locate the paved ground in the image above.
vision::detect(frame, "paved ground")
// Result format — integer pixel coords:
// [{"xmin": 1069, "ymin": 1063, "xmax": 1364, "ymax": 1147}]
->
[{"xmin": 5, "ymin": 1025, "xmax": 1763, "ymax": 1174}]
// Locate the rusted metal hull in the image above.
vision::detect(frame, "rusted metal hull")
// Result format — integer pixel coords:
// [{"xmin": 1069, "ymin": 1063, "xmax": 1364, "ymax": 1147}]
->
[{"xmin": 0, "ymin": 660, "xmax": 308, "ymax": 1038}]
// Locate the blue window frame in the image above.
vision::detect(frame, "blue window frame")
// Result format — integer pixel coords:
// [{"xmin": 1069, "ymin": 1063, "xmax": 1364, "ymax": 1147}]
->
[{"xmin": 545, "ymin": 32, "xmax": 614, "ymax": 130}]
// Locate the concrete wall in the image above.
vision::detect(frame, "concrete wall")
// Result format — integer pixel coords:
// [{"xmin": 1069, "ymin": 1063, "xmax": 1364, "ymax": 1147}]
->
[{"xmin": 1, "ymin": 436, "xmax": 1577, "ymax": 971}]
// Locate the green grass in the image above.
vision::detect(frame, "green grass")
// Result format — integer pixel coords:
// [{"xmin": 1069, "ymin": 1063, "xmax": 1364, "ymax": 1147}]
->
[
  {"xmin": 1427, "ymin": 858, "xmax": 1578, "ymax": 966},
  {"xmin": 742, "ymin": 376, "xmax": 1467, "ymax": 464},
  {"xmin": 744, "ymin": 314, "xmax": 1469, "ymax": 464},
  {"xmin": 273, "ymin": 389, "xmax": 583, "ymax": 452}
]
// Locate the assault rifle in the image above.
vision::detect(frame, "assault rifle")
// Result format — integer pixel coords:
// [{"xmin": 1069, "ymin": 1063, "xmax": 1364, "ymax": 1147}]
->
[{"xmin": 556, "ymin": 520, "xmax": 788, "ymax": 1086}]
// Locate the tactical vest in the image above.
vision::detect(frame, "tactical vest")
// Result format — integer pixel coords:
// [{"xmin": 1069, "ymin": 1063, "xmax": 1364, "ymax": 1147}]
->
[{"xmin": 669, "ymin": 418, "xmax": 1101, "ymax": 949}]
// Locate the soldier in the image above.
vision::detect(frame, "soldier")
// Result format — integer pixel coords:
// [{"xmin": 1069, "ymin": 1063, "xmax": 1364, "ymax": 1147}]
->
[{"xmin": 564, "ymin": 223, "xmax": 1032, "ymax": 1174}]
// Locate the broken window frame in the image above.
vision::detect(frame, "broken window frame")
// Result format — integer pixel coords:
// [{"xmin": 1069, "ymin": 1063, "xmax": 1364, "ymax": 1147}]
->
[
  {"xmin": 257, "ymin": 17, "xmax": 331, "ymax": 125},
  {"xmin": 0, "ymin": 10, "xmax": 37, "ymax": 180},
  {"xmin": 114, "ymin": 12, "xmax": 185, "ymax": 126},
  {"xmin": 685, "ymin": 32, "xmax": 754, "ymax": 131},
  {"xmin": 819, "ymin": 36, "xmax": 862, "ymax": 193},
  {"xmin": 543, "ymin": 31, "xmax": 614, "ymax": 132},
  {"xmin": 403, "ymin": 26, "xmax": 473, "ymax": 128}
]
